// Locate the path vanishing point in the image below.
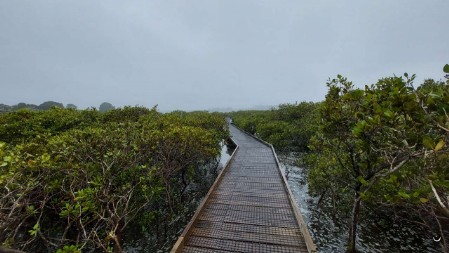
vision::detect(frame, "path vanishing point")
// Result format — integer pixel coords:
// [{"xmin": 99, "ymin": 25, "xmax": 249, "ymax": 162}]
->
[{"xmin": 171, "ymin": 124, "xmax": 316, "ymax": 253}]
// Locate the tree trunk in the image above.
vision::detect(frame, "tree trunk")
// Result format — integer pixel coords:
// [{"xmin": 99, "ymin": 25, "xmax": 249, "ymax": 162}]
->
[
  {"xmin": 347, "ymin": 194, "xmax": 362, "ymax": 253},
  {"xmin": 113, "ymin": 221, "xmax": 124, "ymax": 253},
  {"xmin": 113, "ymin": 236, "xmax": 123, "ymax": 253}
]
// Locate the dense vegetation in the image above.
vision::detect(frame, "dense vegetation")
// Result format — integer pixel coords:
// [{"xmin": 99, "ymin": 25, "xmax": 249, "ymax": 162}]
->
[
  {"xmin": 309, "ymin": 74, "xmax": 449, "ymax": 252},
  {"xmin": 0, "ymin": 107, "xmax": 228, "ymax": 252},
  {"xmin": 228, "ymin": 102, "xmax": 320, "ymax": 152},
  {"xmin": 230, "ymin": 67, "xmax": 449, "ymax": 252}
]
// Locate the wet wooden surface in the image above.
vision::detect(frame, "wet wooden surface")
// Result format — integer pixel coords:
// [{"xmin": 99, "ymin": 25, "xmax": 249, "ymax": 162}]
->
[{"xmin": 172, "ymin": 125, "xmax": 312, "ymax": 253}]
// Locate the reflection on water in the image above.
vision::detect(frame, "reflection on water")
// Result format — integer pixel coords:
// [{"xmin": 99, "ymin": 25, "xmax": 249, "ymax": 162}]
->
[
  {"xmin": 278, "ymin": 153, "xmax": 441, "ymax": 253},
  {"xmin": 219, "ymin": 140, "xmax": 234, "ymax": 168}
]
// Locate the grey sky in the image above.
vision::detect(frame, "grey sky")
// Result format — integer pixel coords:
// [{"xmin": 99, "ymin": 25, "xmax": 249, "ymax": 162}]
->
[{"xmin": 1, "ymin": 1, "xmax": 448, "ymax": 111}]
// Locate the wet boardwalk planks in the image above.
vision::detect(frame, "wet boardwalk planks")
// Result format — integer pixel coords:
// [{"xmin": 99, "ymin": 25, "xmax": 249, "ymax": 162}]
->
[{"xmin": 171, "ymin": 125, "xmax": 316, "ymax": 253}]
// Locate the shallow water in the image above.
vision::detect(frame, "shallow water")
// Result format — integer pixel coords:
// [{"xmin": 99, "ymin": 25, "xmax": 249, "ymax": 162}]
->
[
  {"xmin": 278, "ymin": 153, "xmax": 442, "ymax": 253},
  {"xmin": 219, "ymin": 141, "xmax": 233, "ymax": 167}
]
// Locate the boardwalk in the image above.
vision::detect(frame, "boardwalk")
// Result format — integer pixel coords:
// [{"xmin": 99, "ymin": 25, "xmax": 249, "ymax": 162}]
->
[{"xmin": 171, "ymin": 125, "xmax": 316, "ymax": 253}]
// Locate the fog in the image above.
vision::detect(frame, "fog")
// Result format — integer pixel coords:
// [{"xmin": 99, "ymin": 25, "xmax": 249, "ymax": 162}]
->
[{"xmin": 1, "ymin": 0, "xmax": 448, "ymax": 111}]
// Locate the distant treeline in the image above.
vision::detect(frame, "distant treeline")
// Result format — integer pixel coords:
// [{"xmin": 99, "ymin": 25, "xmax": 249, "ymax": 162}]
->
[{"xmin": 0, "ymin": 102, "xmax": 115, "ymax": 112}]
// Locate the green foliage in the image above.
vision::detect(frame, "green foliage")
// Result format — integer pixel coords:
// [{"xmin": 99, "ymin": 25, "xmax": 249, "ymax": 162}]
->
[
  {"xmin": 102, "ymin": 105, "xmax": 157, "ymax": 123},
  {"xmin": 0, "ymin": 108, "xmax": 100, "ymax": 144},
  {"xmin": 229, "ymin": 102, "xmax": 320, "ymax": 152},
  {"xmin": 55, "ymin": 245, "xmax": 81, "ymax": 253},
  {"xmin": 443, "ymin": 64, "xmax": 449, "ymax": 73},
  {"xmin": 229, "ymin": 110, "xmax": 267, "ymax": 134},
  {"xmin": 17, "ymin": 102, "xmax": 38, "ymax": 110},
  {"xmin": 29, "ymin": 223, "xmax": 40, "ymax": 237},
  {"xmin": 66, "ymin": 104, "xmax": 77, "ymax": 109},
  {"xmin": 38, "ymin": 101, "xmax": 64, "ymax": 110},
  {"xmin": 0, "ymin": 106, "xmax": 228, "ymax": 252},
  {"xmin": 307, "ymin": 72, "xmax": 449, "ymax": 251}
]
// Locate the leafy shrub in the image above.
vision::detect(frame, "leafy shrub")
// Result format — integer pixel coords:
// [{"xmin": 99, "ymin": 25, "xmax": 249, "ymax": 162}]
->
[{"xmin": 0, "ymin": 107, "xmax": 228, "ymax": 252}]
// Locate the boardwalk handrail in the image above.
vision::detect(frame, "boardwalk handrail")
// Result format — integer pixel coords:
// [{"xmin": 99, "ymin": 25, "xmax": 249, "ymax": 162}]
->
[
  {"xmin": 231, "ymin": 124, "xmax": 317, "ymax": 253},
  {"xmin": 170, "ymin": 138, "xmax": 239, "ymax": 253},
  {"xmin": 270, "ymin": 144, "xmax": 317, "ymax": 253}
]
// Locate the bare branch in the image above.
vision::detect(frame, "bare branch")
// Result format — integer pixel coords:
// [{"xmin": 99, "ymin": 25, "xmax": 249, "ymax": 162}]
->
[{"xmin": 429, "ymin": 180, "xmax": 449, "ymax": 217}]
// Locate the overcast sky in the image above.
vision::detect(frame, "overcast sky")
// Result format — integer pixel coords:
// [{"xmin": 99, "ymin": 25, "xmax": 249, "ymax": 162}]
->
[{"xmin": 1, "ymin": 1, "xmax": 448, "ymax": 111}]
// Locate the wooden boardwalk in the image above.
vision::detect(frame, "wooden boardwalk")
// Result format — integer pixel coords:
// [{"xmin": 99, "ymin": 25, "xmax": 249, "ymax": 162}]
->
[{"xmin": 171, "ymin": 124, "xmax": 316, "ymax": 253}]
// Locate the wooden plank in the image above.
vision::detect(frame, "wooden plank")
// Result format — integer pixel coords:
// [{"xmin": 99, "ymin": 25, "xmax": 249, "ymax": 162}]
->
[
  {"xmin": 229, "ymin": 124, "xmax": 317, "ymax": 253},
  {"xmin": 186, "ymin": 236, "xmax": 306, "ymax": 253},
  {"xmin": 171, "ymin": 124, "xmax": 316, "ymax": 253},
  {"xmin": 194, "ymin": 220, "xmax": 301, "ymax": 237},
  {"xmin": 170, "ymin": 138, "xmax": 239, "ymax": 253},
  {"xmin": 270, "ymin": 145, "xmax": 317, "ymax": 253},
  {"xmin": 191, "ymin": 227, "xmax": 304, "ymax": 247}
]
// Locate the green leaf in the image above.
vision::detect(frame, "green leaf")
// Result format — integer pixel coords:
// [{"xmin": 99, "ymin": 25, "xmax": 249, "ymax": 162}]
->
[
  {"xmin": 357, "ymin": 176, "xmax": 368, "ymax": 186},
  {"xmin": 29, "ymin": 222, "xmax": 40, "ymax": 237},
  {"xmin": 26, "ymin": 205, "xmax": 36, "ymax": 214},
  {"xmin": 383, "ymin": 110, "xmax": 393, "ymax": 118},
  {"xmin": 398, "ymin": 190, "xmax": 410, "ymax": 199},
  {"xmin": 434, "ymin": 140, "xmax": 445, "ymax": 151},
  {"xmin": 352, "ymin": 121, "xmax": 367, "ymax": 136},
  {"xmin": 422, "ymin": 136, "xmax": 435, "ymax": 149},
  {"xmin": 429, "ymin": 92, "xmax": 441, "ymax": 98},
  {"xmin": 389, "ymin": 174, "xmax": 397, "ymax": 182},
  {"xmin": 56, "ymin": 245, "xmax": 81, "ymax": 253},
  {"xmin": 359, "ymin": 192, "xmax": 367, "ymax": 200},
  {"xmin": 41, "ymin": 153, "xmax": 51, "ymax": 163},
  {"xmin": 419, "ymin": 198, "xmax": 429, "ymax": 203}
]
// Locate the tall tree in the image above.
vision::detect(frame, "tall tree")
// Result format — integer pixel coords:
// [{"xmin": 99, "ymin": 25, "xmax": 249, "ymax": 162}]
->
[
  {"xmin": 308, "ymin": 73, "xmax": 449, "ymax": 252},
  {"xmin": 38, "ymin": 101, "xmax": 64, "ymax": 110},
  {"xmin": 16, "ymin": 103, "xmax": 38, "ymax": 110},
  {"xmin": 99, "ymin": 102, "xmax": 115, "ymax": 112},
  {"xmin": 66, "ymin": 104, "xmax": 77, "ymax": 109}
]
